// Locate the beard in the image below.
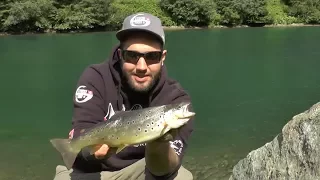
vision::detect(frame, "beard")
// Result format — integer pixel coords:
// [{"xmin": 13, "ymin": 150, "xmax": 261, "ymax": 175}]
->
[{"xmin": 121, "ymin": 67, "xmax": 162, "ymax": 94}]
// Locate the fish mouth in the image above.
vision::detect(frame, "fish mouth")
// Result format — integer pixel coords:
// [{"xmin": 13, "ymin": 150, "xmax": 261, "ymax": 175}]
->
[
  {"xmin": 183, "ymin": 111, "xmax": 196, "ymax": 118},
  {"xmin": 176, "ymin": 102, "xmax": 196, "ymax": 118}
]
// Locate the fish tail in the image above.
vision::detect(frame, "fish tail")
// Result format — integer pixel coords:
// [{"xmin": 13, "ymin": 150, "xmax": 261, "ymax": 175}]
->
[{"xmin": 50, "ymin": 138, "xmax": 79, "ymax": 169}]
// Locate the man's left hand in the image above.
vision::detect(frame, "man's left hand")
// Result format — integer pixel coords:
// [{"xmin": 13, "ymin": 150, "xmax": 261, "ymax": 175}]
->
[{"xmin": 154, "ymin": 128, "xmax": 179, "ymax": 142}]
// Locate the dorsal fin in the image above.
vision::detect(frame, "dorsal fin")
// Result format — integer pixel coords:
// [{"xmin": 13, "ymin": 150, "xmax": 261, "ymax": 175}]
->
[{"xmin": 130, "ymin": 104, "xmax": 143, "ymax": 111}]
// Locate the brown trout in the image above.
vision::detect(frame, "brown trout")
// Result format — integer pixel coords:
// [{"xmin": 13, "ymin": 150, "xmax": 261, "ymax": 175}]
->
[{"xmin": 50, "ymin": 101, "xmax": 195, "ymax": 169}]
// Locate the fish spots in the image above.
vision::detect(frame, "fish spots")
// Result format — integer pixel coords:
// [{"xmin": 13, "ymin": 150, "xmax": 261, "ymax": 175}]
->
[
  {"xmin": 95, "ymin": 128, "xmax": 100, "ymax": 133},
  {"xmin": 109, "ymin": 134, "xmax": 118, "ymax": 140},
  {"xmin": 146, "ymin": 124, "xmax": 150, "ymax": 127},
  {"xmin": 151, "ymin": 121, "xmax": 154, "ymax": 125},
  {"xmin": 127, "ymin": 121, "xmax": 130, "ymax": 125},
  {"xmin": 138, "ymin": 127, "xmax": 141, "ymax": 131},
  {"xmin": 115, "ymin": 121, "xmax": 123, "ymax": 127},
  {"xmin": 144, "ymin": 129, "xmax": 148, "ymax": 133},
  {"xmin": 132, "ymin": 120, "xmax": 135, "ymax": 124}
]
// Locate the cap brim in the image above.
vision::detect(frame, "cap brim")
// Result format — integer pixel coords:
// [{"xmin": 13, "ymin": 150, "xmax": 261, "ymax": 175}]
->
[{"xmin": 116, "ymin": 28, "xmax": 163, "ymax": 44}]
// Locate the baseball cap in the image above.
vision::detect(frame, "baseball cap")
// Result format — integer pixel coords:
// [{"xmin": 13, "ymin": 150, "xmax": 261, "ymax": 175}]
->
[{"xmin": 116, "ymin": 12, "xmax": 165, "ymax": 45}]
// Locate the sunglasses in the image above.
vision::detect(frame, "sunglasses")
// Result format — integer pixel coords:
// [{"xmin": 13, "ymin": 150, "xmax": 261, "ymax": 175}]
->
[{"xmin": 120, "ymin": 50, "xmax": 163, "ymax": 63}]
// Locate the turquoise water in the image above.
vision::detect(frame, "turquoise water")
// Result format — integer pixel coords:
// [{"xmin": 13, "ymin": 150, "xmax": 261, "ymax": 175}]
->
[{"xmin": 1, "ymin": 27, "xmax": 320, "ymax": 180}]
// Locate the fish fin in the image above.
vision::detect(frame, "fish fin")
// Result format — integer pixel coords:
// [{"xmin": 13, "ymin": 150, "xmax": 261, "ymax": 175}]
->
[
  {"xmin": 116, "ymin": 144, "xmax": 128, "ymax": 154},
  {"xmin": 130, "ymin": 104, "xmax": 143, "ymax": 111},
  {"xmin": 114, "ymin": 111, "xmax": 121, "ymax": 114},
  {"xmin": 160, "ymin": 122, "xmax": 169, "ymax": 136},
  {"xmin": 50, "ymin": 138, "xmax": 79, "ymax": 170}
]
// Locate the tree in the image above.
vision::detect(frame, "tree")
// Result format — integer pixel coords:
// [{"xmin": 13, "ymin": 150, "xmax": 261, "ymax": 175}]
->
[{"xmin": 160, "ymin": 0, "xmax": 218, "ymax": 27}]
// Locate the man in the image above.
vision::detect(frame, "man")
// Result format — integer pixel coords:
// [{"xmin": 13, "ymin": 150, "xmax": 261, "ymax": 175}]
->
[{"xmin": 53, "ymin": 12, "xmax": 195, "ymax": 180}]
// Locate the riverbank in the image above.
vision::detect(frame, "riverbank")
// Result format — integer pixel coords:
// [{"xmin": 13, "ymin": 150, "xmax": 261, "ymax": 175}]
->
[
  {"xmin": 163, "ymin": 23, "xmax": 320, "ymax": 29},
  {"xmin": 1, "ymin": 23, "xmax": 319, "ymax": 36}
]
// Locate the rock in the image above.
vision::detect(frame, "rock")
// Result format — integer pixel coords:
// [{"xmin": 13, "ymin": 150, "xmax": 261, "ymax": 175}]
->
[{"xmin": 229, "ymin": 102, "xmax": 320, "ymax": 180}]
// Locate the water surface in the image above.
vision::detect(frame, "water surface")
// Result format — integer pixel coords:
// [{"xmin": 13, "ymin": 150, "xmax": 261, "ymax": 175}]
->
[{"xmin": 1, "ymin": 27, "xmax": 320, "ymax": 180}]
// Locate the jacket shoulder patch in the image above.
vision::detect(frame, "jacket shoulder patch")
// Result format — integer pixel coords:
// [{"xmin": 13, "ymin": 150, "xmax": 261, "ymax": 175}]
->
[{"xmin": 75, "ymin": 85, "xmax": 93, "ymax": 103}]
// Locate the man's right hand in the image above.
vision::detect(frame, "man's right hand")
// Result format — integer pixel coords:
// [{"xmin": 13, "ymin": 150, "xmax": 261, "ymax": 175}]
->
[
  {"xmin": 92, "ymin": 144, "xmax": 117, "ymax": 159},
  {"xmin": 93, "ymin": 144, "xmax": 109, "ymax": 159}
]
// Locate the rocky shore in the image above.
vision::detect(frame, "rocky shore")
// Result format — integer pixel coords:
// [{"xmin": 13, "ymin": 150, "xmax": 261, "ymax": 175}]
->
[{"xmin": 229, "ymin": 101, "xmax": 320, "ymax": 180}]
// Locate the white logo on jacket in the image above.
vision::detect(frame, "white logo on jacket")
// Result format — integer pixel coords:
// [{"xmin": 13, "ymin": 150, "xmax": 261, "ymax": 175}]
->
[
  {"xmin": 170, "ymin": 140, "xmax": 183, "ymax": 155},
  {"xmin": 75, "ymin": 85, "xmax": 93, "ymax": 103}
]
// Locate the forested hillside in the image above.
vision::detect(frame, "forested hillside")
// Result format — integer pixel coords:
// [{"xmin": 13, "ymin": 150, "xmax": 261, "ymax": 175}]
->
[{"xmin": 0, "ymin": 0, "xmax": 319, "ymax": 34}]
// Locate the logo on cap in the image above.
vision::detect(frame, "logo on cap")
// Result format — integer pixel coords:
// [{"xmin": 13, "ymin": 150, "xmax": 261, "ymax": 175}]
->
[{"xmin": 130, "ymin": 13, "xmax": 151, "ymax": 27}]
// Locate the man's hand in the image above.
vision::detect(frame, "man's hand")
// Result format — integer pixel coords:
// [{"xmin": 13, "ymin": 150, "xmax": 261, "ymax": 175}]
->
[
  {"xmin": 154, "ymin": 128, "xmax": 179, "ymax": 142},
  {"xmin": 90, "ymin": 144, "xmax": 117, "ymax": 159},
  {"xmin": 145, "ymin": 128, "xmax": 182, "ymax": 176}
]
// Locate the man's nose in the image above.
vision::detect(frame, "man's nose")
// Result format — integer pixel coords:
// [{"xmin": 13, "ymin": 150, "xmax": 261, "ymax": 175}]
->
[{"xmin": 136, "ymin": 57, "xmax": 147, "ymax": 71}]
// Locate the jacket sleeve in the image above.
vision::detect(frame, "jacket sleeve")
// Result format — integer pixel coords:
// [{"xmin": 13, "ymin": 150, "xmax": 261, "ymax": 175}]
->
[
  {"xmin": 69, "ymin": 66, "xmax": 107, "ymax": 171},
  {"xmin": 146, "ymin": 94, "xmax": 195, "ymax": 179}
]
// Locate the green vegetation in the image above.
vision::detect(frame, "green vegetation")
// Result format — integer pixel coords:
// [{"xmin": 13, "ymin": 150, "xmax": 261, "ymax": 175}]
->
[{"xmin": 0, "ymin": 0, "xmax": 319, "ymax": 34}]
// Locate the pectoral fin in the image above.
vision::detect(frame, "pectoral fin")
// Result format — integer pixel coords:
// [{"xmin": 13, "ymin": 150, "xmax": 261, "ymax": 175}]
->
[
  {"xmin": 116, "ymin": 144, "xmax": 128, "ymax": 154},
  {"xmin": 160, "ymin": 121, "xmax": 169, "ymax": 136}
]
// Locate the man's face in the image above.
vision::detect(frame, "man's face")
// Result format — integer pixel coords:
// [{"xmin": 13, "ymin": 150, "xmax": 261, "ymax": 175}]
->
[{"xmin": 119, "ymin": 35, "xmax": 167, "ymax": 93}]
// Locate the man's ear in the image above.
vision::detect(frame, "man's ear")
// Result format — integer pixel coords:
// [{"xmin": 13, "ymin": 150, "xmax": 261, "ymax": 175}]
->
[
  {"xmin": 161, "ymin": 50, "xmax": 167, "ymax": 66},
  {"xmin": 117, "ymin": 48, "xmax": 122, "ymax": 59}
]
